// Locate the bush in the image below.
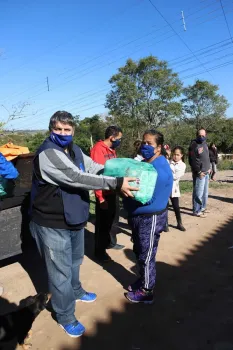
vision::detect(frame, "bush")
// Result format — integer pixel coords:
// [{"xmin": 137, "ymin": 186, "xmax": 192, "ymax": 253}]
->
[{"xmin": 217, "ymin": 159, "xmax": 233, "ymax": 171}]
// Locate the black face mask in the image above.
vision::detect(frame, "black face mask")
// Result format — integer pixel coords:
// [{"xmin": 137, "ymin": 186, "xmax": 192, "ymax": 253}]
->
[
  {"xmin": 111, "ymin": 139, "xmax": 121, "ymax": 149},
  {"xmin": 196, "ymin": 136, "xmax": 206, "ymax": 143}
]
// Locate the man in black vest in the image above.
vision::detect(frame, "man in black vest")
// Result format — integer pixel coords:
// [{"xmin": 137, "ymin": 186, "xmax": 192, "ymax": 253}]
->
[{"xmin": 29, "ymin": 111, "xmax": 138, "ymax": 338}]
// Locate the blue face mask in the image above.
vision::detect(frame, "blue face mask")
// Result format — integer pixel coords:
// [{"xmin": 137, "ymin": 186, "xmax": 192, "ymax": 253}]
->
[
  {"xmin": 140, "ymin": 144, "xmax": 155, "ymax": 160},
  {"xmin": 50, "ymin": 132, "xmax": 73, "ymax": 148},
  {"xmin": 111, "ymin": 139, "xmax": 121, "ymax": 149},
  {"xmin": 196, "ymin": 136, "xmax": 206, "ymax": 143}
]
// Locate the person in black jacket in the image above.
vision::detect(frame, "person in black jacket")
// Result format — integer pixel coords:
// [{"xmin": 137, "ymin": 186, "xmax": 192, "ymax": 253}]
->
[
  {"xmin": 188, "ymin": 128, "xmax": 210, "ymax": 218},
  {"xmin": 209, "ymin": 142, "xmax": 218, "ymax": 181}
]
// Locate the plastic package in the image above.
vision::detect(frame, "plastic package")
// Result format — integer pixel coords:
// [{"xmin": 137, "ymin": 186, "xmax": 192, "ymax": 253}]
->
[
  {"xmin": 104, "ymin": 158, "xmax": 157, "ymax": 204},
  {"xmin": 0, "ymin": 177, "xmax": 7, "ymax": 197}
]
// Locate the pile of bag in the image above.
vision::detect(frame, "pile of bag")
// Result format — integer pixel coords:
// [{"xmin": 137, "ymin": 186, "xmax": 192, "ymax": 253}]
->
[
  {"xmin": 0, "ymin": 142, "xmax": 29, "ymax": 161},
  {"xmin": 104, "ymin": 158, "xmax": 157, "ymax": 204}
]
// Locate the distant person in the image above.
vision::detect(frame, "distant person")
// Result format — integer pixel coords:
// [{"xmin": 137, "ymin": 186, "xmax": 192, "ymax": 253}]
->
[
  {"xmin": 170, "ymin": 146, "xmax": 186, "ymax": 231},
  {"xmin": 132, "ymin": 140, "xmax": 143, "ymax": 161},
  {"xmin": 209, "ymin": 142, "xmax": 218, "ymax": 181},
  {"xmin": 124, "ymin": 130, "xmax": 173, "ymax": 304},
  {"xmin": 189, "ymin": 128, "xmax": 210, "ymax": 218},
  {"xmin": 29, "ymin": 111, "xmax": 138, "ymax": 338},
  {"xmin": 90, "ymin": 126, "xmax": 124, "ymax": 263}
]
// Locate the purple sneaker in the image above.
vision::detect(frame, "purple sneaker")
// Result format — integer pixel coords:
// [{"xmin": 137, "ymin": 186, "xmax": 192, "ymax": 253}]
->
[
  {"xmin": 128, "ymin": 279, "xmax": 142, "ymax": 292},
  {"xmin": 125, "ymin": 289, "xmax": 154, "ymax": 304}
]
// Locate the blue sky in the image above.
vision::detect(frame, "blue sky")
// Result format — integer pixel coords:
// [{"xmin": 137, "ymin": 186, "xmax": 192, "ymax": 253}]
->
[{"xmin": 1, "ymin": 0, "xmax": 233, "ymax": 130}]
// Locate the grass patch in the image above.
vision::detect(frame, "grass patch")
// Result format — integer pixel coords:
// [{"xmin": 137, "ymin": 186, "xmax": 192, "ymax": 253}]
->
[
  {"xmin": 217, "ymin": 159, "xmax": 233, "ymax": 171},
  {"xmin": 89, "ymin": 197, "xmax": 95, "ymax": 215},
  {"xmin": 180, "ymin": 180, "xmax": 233, "ymax": 193}
]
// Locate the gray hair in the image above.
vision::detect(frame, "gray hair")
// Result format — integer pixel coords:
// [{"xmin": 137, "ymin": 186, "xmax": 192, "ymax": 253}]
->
[{"xmin": 49, "ymin": 111, "xmax": 76, "ymax": 131}]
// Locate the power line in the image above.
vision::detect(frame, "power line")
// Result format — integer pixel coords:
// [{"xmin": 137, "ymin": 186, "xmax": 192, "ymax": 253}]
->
[
  {"xmin": 169, "ymin": 38, "xmax": 232, "ymax": 64},
  {"xmin": 182, "ymin": 58, "xmax": 233, "ymax": 79},
  {"xmin": 19, "ymin": 33, "xmax": 177, "ymax": 102},
  {"xmin": 24, "ymin": 2, "xmax": 233, "ymax": 102},
  {"xmin": 178, "ymin": 51, "xmax": 233, "ymax": 74},
  {"xmin": 148, "ymin": 0, "xmax": 214, "ymax": 79},
  {"xmin": 172, "ymin": 41, "xmax": 233, "ymax": 67},
  {"xmin": 3, "ymin": 2, "xmax": 233, "ymax": 107},
  {"xmin": 2, "ymin": 0, "xmax": 230, "ymax": 103},
  {"xmin": 11, "ymin": 36, "xmax": 233, "ymax": 129},
  {"xmin": 2, "ymin": 0, "xmax": 143, "ymax": 78},
  {"xmin": 17, "ymin": 86, "xmax": 109, "ymax": 126},
  {"xmin": 3, "ymin": 4, "xmax": 233, "ymax": 124},
  {"xmin": 219, "ymin": 0, "xmax": 233, "ymax": 43},
  {"xmin": 8, "ymin": 37, "xmax": 233, "ymax": 115},
  {"xmin": 19, "ymin": 49, "xmax": 233, "ymax": 129},
  {"xmin": 185, "ymin": 0, "xmax": 219, "ymax": 18}
]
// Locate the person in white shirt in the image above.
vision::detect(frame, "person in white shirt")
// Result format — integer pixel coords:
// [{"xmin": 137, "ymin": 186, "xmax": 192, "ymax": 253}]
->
[{"xmin": 170, "ymin": 146, "xmax": 186, "ymax": 231}]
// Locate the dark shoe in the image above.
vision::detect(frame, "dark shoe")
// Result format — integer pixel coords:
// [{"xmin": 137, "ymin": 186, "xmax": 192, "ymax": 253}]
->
[
  {"xmin": 125, "ymin": 289, "xmax": 154, "ymax": 304},
  {"xmin": 177, "ymin": 222, "xmax": 186, "ymax": 231},
  {"xmin": 163, "ymin": 225, "xmax": 169, "ymax": 232},
  {"xmin": 107, "ymin": 243, "xmax": 125, "ymax": 250},
  {"xmin": 95, "ymin": 252, "xmax": 112, "ymax": 263},
  {"xmin": 128, "ymin": 279, "xmax": 142, "ymax": 292}
]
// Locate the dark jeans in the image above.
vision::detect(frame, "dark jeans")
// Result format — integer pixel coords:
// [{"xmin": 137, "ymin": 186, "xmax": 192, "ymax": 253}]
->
[
  {"xmin": 30, "ymin": 221, "xmax": 85, "ymax": 326},
  {"xmin": 170, "ymin": 197, "xmax": 182, "ymax": 223},
  {"xmin": 95, "ymin": 194, "xmax": 117, "ymax": 255}
]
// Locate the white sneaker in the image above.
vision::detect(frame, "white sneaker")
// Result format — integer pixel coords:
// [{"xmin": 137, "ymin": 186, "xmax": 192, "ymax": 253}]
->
[
  {"xmin": 193, "ymin": 212, "xmax": 207, "ymax": 218},
  {"xmin": 202, "ymin": 209, "xmax": 210, "ymax": 213}
]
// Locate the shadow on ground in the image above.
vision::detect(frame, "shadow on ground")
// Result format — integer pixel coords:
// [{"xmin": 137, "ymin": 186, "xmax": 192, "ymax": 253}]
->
[
  {"xmin": 209, "ymin": 195, "xmax": 233, "ymax": 204},
  {"xmin": 2, "ymin": 198, "xmax": 233, "ymax": 350},
  {"xmin": 60, "ymin": 214, "xmax": 233, "ymax": 350}
]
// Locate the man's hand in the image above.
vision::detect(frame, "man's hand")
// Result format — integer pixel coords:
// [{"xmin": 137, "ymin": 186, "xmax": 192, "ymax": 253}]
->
[
  {"xmin": 199, "ymin": 172, "xmax": 206, "ymax": 179},
  {"xmin": 100, "ymin": 200, "xmax": 108, "ymax": 210},
  {"xmin": 120, "ymin": 177, "xmax": 140, "ymax": 198}
]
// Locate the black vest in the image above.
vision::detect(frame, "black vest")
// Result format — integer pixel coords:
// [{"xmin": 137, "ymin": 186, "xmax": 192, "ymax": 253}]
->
[{"xmin": 31, "ymin": 138, "xmax": 90, "ymax": 226}]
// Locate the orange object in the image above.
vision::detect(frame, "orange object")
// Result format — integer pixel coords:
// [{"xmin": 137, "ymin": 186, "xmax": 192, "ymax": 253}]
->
[{"xmin": 0, "ymin": 142, "xmax": 30, "ymax": 161}]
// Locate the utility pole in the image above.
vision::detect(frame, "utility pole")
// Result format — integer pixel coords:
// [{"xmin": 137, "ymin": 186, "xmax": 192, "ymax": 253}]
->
[
  {"xmin": 46, "ymin": 77, "xmax": 50, "ymax": 91},
  {"xmin": 181, "ymin": 11, "xmax": 186, "ymax": 31}
]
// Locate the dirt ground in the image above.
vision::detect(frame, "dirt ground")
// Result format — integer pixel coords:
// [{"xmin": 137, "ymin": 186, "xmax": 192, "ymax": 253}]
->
[{"xmin": 1, "ymin": 177, "xmax": 233, "ymax": 350}]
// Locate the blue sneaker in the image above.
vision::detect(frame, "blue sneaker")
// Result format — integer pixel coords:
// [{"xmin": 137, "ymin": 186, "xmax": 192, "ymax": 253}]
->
[
  {"xmin": 59, "ymin": 321, "xmax": 85, "ymax": 338},
  {"xmin": 125, "ymin": 289, "xmax": 154, "ymax": 304},
  {"xmin": 76, "ymin": 292, "xmax": 97, "ymax": 303}
]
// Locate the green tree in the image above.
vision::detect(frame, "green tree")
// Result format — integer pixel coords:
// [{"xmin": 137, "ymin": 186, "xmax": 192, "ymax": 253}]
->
[
  {"xmin": 74, "ymin": 114, "xmax": 107, "ymax": 155},
  {"xmin": 25, "ymin": 132, "xmax": 48, "ymax": 152},
  {"xmin": 106, "ymin": 56, "xmax": 182, "ymax": 133},
  {"xmin": 206, "ymin": 117, "xmax": 233, "ymax": 152},
  {"xmin": 182, "ymin": 80, "xmax": 229, "ymax": 132}
]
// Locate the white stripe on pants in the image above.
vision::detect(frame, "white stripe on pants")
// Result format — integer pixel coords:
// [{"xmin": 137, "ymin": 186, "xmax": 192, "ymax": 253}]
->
[{"xmin": 144, "ymin": 214, "xmax": 157, "ymax": 289}]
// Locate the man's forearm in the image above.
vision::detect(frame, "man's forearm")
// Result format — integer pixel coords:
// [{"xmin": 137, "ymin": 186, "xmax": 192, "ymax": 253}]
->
[{"xmin": 39, "ymin": 149, "xmax": 123, "ymax": 191}]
